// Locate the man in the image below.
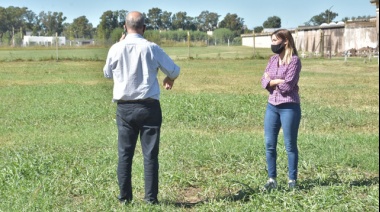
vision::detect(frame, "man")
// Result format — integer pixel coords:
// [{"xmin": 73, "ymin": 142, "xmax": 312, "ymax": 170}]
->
[{"xmin": 103, "ymin": 11, "xmax": 180, "ymax": 204}]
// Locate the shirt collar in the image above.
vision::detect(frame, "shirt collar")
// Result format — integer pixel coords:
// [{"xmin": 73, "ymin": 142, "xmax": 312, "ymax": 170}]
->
[{"xmin": 126, "ymin": 33, "xmax": 144, "ymax": 39}]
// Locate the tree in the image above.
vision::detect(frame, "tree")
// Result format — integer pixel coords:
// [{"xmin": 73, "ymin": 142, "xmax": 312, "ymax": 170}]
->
[
  {"xmin": 172, "ymin": 12, "xmax": 189, "ymax": 30},
  {"xmin": 147, "ymin": 7, "xmax": 163, "ymax": 30},
  {"xmin": 115, "ymin": 10, "xmax": 128, "ymax": 28},
  {"xmin": 218, "ymin": 13, "xmax": 244, "ymax": 36},
  {"xmin": 97, "ymin": 10, "xmax": 120, "ymax": 40},
  {"xmin": 23, "ymin": 10, "xmax": 38, "ymax": 33},
  {"xmin": 342, "ymin": 15, "xmax": 372, "ymax": 22},
  {"xmin": 196, "ymin": 11, "xmax": 220, "ymax": 31},
  {"xmin": 254, "ymin": 26, "xmax": 264, "ymax": 33},
  {"xmin": 62, "ymin": 23, "xmax": 73, "ymax": 40},
  {"xmin": 0, "ymin": 7, "xmax": 9, "ymax": 41},
  {"xmin": 0, "ymin": 6, "xmax": 28, "ymax": 41},
  {"xmin": 71, "ymin": 16, "xmax": 92, "ymax": 39},
  {"xmin": 161, "ymin": 11, "xmax": 172, "ymax": 30},
  {"xmin": 0, "ymin": 7, "xmax": 6, "ymax": 25},
  {"xmin": 186, "ymin": 17, "xmax": 197, "ymax": 31},
  {"xmin": 21, "ymin": 10, "xmax": 43, "ymax": 36},
  {"xmin": 305, "ymin": 10, "xmax": 338, "ymax": 26},
  {"xmin": 39, "ymin": 11, "xmax": 67, "ymax": 36},
  {"xmin": 263, "ymin": 16, "xmax": 281, "ymax": 28}
]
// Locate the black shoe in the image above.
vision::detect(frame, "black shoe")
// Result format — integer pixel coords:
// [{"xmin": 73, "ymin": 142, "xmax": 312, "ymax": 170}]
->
[
  {"xmin": 145, "ymin": 199, "xmax": 159, "ymax": 205},
  {"xmin": 119, "ymin": 199, "xmax": 132, "ymax": 205},
  {"xmin": 118, "ymin": 196, "xmax": 132, "ymax": 205}
]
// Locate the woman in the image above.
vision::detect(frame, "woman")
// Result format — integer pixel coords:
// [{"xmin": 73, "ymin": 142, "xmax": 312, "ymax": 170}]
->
[{"xmin": 261, "ymin": 29, "xmax": 302, "ymax": 190}]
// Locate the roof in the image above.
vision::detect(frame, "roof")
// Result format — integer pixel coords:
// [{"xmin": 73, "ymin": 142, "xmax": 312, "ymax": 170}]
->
[{"xmin": 370, "ymin": 0, "xmax": 379, "ymax": 6}]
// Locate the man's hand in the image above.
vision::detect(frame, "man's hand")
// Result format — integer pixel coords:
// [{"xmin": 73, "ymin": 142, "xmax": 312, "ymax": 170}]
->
[
  {"xmin": 119, "ymin": 33, "xmax": 126, "ymax": 42},
  {"xmin": 163, "ymin": 76, "xmax": 175, "ymax": 90}
]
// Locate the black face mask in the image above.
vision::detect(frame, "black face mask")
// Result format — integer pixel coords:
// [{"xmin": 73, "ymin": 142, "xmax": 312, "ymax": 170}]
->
[{"xmin": 271, "ymin": 43, "xmax": 285, "ymax": 54}]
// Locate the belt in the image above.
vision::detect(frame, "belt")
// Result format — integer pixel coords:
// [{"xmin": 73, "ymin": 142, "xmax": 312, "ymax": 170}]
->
[{"xmin": 117, "ymin": 98, "xmax": 157, "ymax": 103}]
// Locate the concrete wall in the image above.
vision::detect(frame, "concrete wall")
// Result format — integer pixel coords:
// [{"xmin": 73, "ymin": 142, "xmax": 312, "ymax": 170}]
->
[
  {"xmin": 242, "ymin": 33, "xmax": 273, "ymax": 48},
  {"xmin": 296, "ymin": 26, "xmax": 345, "ymax": 55},
  {"xmin": 241, "ymin": 21, "xmax": 378, "ymax": 56},
  {"xmin": 344, "ymin": 21, "xmax": 378, "ymax": 50}
]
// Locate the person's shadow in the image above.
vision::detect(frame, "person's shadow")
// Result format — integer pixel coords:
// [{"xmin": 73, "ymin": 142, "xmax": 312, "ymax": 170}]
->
[
  {"xmin": 162, "ymin": 181, "xmax": 260, "ymax": 208},
  {"xmin": 298, "ymin": 176, "xmax": 379, "ymax": 190},
  {"xmin": 164, "ymin": 176, "xmax": 379, "ymax": 208}
]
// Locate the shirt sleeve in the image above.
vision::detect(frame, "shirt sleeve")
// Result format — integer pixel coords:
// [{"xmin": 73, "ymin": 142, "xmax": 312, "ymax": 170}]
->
[
  {"xmin": 261, "ymin": 57, "xmax": 275, "ymax": 92},
  {"xmin": 153, "ymin": 45, "xmax": 180, "ymax": 79},
  {"xmin": 103, "ymin": 45, "xmax": 117, "ymax": 79},
  {"xmin": 277, "ymin": 56, "xmax": 301, "ymax": 94}
]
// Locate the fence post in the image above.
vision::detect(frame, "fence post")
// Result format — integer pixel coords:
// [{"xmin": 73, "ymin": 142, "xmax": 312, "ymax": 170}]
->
[
  {"xmin": 187, "ymin": 31, "xmax": 190, "ymax": 58},
  {"xmin": 253, "ymin": 32, "xmax": 256, "ymax": 58},
  {"xmin": 56, "ymin": 32, "xmax": 59, "ymax": 61},
  {"xmin": 320, "ymin": 30, "xmax": 324, "ymax": 58}
]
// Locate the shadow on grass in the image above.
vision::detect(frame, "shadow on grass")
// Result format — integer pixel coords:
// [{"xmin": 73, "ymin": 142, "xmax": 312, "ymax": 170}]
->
[
  {"xmin": 164, "ymin": 177, "xmax": 379, "ymax": 208},
  {"xmin": 163, "ymin": 181, "xmax": 260, "ymax": 208},
  {"xmin": 160, "ymin": 200, "xmax": 203, "ymax": 209},
  {"xmin": 298, "ymin": 176, "xmax": 379, "ymax": 190},
  {"xmin": 212, "ymin": 181, "xmax": 261, "ymax": 202}
]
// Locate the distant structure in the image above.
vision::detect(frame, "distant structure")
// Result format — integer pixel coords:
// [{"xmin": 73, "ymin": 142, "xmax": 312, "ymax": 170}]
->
[
  {"xmin": 242, "ymin": 0, "xmax": 379, "ymax": 57},
  {"xmin": 68, "ymin": 39, "xmax": 95, "ymax": 46},
  {"xmin": 370, "ymin": 0, "xmax": 379, "ymax": 49},
  {"xmin": 23, "ymin": 36, "xmax": 66, "ymax": 46}
]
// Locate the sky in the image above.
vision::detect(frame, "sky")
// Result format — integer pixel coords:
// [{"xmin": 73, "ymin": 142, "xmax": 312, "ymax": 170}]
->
[{"xmin": 1, "ymin": 0, "xmax": 377, "ymax": 29}]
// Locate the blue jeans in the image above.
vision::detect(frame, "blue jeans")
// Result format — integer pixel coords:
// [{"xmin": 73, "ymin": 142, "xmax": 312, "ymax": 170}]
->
[
  {"xmin": 264, "ymin": 103, "xmax": 301, "ymax": 181},
  {"xmin": 116, "ymin": 100, "xmax": 162, "ymax": 203}
]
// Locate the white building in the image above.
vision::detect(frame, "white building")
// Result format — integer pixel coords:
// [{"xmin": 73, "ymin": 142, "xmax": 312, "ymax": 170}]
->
[{"xmin": 23, "ymin": 36, "xmax": 66, "ymax": 46}]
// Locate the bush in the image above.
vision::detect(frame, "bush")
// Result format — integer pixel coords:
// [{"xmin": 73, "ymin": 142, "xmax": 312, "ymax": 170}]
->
[
  {"xmin": 109, "ymin": 28, "xmax": 124, "ymax": 43},
  {"xmin": 144, "ymin": 30, "xmax": 161, "ymax": 45},
  {"xmin": 212, "ymin": 28, "xmax": 235, "ymax": 45}
]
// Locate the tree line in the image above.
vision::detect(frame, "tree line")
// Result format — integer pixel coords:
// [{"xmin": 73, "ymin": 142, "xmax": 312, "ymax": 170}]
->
[
  {"xmin": 0, "ymin": 6, "xmax": 246, "ymax": 46},
  {"xmin": 0, "ymin": 6, "xmax": 373, "ymax": 46}
]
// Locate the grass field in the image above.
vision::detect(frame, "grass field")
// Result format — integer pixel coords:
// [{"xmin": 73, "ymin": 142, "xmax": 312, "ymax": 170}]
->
[
  {"xmin": 0, "ymin": 46, "xmax": 379, "ymax": 211},
  {"xmin": 0, "ymin": 46, "xmax": 269, "ymax": 61}
]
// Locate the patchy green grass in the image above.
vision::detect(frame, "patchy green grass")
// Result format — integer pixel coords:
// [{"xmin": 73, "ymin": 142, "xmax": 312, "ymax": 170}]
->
[{"xmin": 0, "ymin": 48, "xmax": 378, "ymax": 211}]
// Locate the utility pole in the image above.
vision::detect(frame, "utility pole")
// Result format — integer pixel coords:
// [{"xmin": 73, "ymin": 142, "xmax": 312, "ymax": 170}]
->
[
  {"xmin": 20, "ymin": 27, "xmax": 22, "ymax": 46},
  {"xmin": 12, "ymin": 27, "xmax": 15, "ymax": 47},
  {"xmin": 327, "ymin": 5, "xmax": 334, "ymax": 23},
  {"xmin": 56, "ymin": 32, "xmax": 59, "ymax": 61},
  {"xmin": 320, "ymin": 29, "xmax": 324, "ymax": 58},
  {"xmin": 253, "ymin": 32, "xmax": 256, "ymax": 58},
  {"xmin": 187, "ymin": 31, "xmax": 190, "ymax": 58}
]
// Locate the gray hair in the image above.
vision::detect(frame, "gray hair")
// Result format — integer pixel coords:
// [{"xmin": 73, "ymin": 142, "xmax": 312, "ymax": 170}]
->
[{"xmin": 125, "ymin": 12, "xmax": 145, "ymax": 30}]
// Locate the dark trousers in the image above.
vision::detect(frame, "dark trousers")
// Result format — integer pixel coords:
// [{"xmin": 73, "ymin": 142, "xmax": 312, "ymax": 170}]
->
[{"xmin": 116, "ymin": 100, "xmax": 162, "ymax": 202}]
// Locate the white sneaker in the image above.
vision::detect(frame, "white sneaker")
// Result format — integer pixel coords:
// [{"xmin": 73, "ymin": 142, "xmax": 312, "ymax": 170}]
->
[
  {"xmin": 264, "ymin": 178, "xmax": 277, "ymax": 191},
  {"xmin": 288, "ymin": 180, "xmax": 296, "ymax": 189}
]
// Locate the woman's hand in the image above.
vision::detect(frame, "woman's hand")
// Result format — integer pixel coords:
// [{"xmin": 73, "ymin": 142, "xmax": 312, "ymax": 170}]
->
[
  {"xmin": 270, "ymin": 79, "xmax": 285, "ymax": 87},
  {"xmin": 265, "ymin": 72, "xmax": 284, "ymax": 88},
  {"xmin": 264, "ymin": 73, "xmax": 270, "ymax": 80}
]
